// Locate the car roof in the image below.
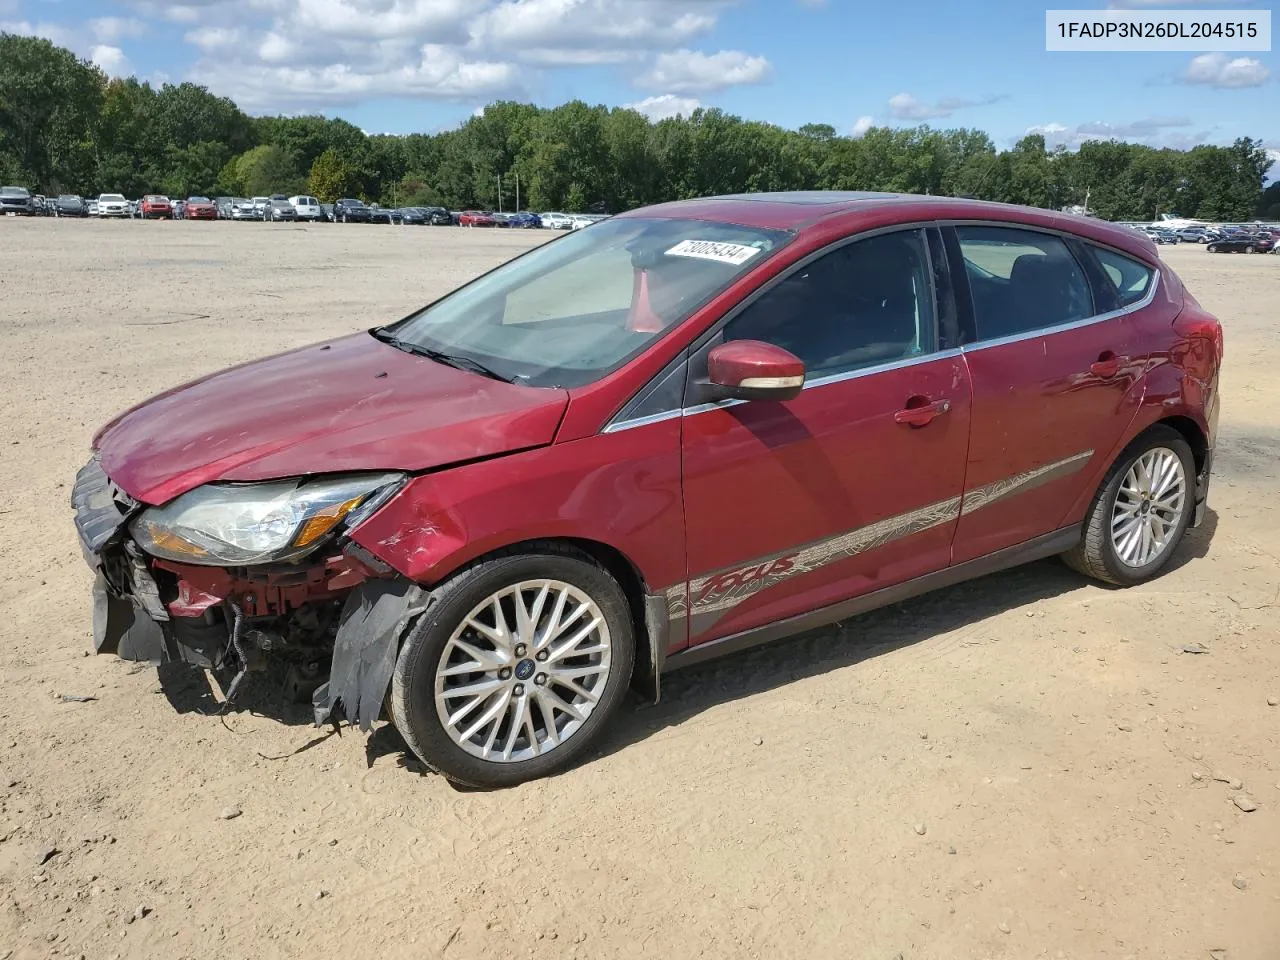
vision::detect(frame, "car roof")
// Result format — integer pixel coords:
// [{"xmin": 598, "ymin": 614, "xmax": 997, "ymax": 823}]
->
[{"xmin": 616, "ymin": 190, "xmax": 1157, "ymax": 262}]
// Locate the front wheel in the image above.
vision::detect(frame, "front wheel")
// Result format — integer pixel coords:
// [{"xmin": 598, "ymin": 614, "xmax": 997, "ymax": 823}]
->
[
  {"xmin": 1063, "ymin": 426, "xmax": 1196, "ymax": 586},
  {"xmin": 391, "ymin": 549, "xmax": 635, "ymax": 788}
]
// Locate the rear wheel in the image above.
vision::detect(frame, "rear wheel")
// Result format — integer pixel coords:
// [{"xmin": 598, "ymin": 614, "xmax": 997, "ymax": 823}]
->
[
  {"xmin": 391, "ymin": 550, "xmax": 635, "ymax": 788},
  {"xmin": 1063, "ymin": 426, "xmax": 1195, "ymax": 586},
  {"xmin": 1245, "ymin": 244, "xmax": 1255, "ymax": 254}
]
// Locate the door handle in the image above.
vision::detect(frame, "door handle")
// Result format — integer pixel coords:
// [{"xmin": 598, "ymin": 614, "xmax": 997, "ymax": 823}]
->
[
  {"xmin": 894, "ymin": 397, "xmax": 951, "ymax": 427},
  {"xmin": 1089, "ymin": 351, "xmax": 1123, "ymax": 379}
]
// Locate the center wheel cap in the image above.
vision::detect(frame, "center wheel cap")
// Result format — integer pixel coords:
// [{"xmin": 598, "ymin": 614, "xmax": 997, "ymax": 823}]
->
[{"xmin": 514, "ymin": 659, "xmax": 536, "ymax": 681}]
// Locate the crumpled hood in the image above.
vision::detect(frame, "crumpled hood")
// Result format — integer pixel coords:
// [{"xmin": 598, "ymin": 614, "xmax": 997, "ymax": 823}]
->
[{"xmin": 95, "ymin": 332, "xmax": 568, "ymax": 504}]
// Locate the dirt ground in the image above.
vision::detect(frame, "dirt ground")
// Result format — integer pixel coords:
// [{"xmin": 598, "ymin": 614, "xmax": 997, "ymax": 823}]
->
[{"xmin": 1, "ymin": 220, "xmax": 1277, "ymax": 960}]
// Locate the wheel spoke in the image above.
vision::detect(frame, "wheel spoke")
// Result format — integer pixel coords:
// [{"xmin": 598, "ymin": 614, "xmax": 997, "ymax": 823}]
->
[
  {"xmin": 451, "ymin": 637, "xmax": 505, "ymax": 671},
  {"xmin": 440, "ymin": 676, "xmax": 504, "ymax": 700},
  {"xmin": 547, "ymin": 617, "xmax": 604, "ymax": 663},
  {"xmin": 540, "ymin": 687, "xmax": 585, "ymax": 722}
]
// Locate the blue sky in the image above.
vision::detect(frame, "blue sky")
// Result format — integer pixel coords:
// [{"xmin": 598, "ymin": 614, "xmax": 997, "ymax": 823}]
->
[{"xmin": 2, "ymin": 0, "xmax": 1275, "ymax": 160}]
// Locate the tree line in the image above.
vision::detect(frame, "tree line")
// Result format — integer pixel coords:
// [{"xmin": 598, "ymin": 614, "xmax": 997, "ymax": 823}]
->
[{"xmin": 2, "ymin": 33, "xmax": 1276, "ymax": 221}]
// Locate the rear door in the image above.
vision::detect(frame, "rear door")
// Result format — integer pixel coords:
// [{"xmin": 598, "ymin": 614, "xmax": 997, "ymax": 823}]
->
[
  {"xmin": 946, "ymin": 223, "xmax": 1148, "ymax": 564},
  {"xmin": 680, "ymin": 226, "xmax": 972, "ymax": 645}
]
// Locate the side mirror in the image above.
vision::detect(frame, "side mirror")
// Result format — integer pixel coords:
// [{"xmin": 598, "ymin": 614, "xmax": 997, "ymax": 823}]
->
[{"xmin": 706, "ymin": 340, "xmax": 805, "ymax": 402}]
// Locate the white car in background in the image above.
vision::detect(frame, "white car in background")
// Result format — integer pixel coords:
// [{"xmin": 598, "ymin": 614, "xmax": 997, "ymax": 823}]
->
[
  {"xmin": 87, "ymin": 199, "xmax": 99, "ymax": 216},
  {"xmin": 289, "ymin": 195, "xmax": 323, "ymax": 221},
  {"xmin": 569, "ymin": 214, "xmax": 608, "ymax": 230},
  {"xmin": 539, "ymin": 212, "xmax": 573, "ymax": 229},
  {"xmin": 250, "ymin": 196, "xmax": 270, "ymax": 218},
  {"xmin": 97, "ymin": 194, "xmax": 129, "ymax": 218}
]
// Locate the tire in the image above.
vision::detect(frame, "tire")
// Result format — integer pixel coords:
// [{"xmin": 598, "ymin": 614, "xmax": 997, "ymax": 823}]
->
[
  {"xmin": 1062, "ymin": 426, "xmax": 1196, "ymax": 587},
  {"xmin": 391, "ymin": 547, "xmax": 635, "ymax": 788},
  {"xmin": 1244, "ymin": 245, "xmax": 1255, "ymax": 254}
]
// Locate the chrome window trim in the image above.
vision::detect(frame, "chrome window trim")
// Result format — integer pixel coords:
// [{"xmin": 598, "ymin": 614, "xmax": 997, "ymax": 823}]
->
[{"xmin": 602, "ymin": 408, "xmax": 685, "ymax": 434}]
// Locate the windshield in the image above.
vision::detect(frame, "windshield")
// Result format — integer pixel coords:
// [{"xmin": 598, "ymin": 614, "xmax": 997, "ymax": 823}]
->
[
  {"xmin": 189, "ymin": 196, "xmax": 210, "ymax": 203},
  {"xmin": 1, "ymin": 187, "xmax": 30, "ymax": 197},
  {"xmin": 383, "ymin": 217, "xmax": 789, "ymax": 388},
  {"xmin": 101, "ymin": 194, "xmax": 125, "ymax": 202}
]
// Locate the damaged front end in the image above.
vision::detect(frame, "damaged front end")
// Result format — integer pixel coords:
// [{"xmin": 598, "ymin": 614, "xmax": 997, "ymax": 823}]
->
[{"xmin": 71, "ymin": 457, "xmax": 424, "ymax": 730}]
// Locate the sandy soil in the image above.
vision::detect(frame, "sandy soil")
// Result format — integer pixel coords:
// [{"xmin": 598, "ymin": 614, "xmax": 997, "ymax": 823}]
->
[{"xmin": 1, "ymin": 220, "xmax": 1277, "ymax": 960}]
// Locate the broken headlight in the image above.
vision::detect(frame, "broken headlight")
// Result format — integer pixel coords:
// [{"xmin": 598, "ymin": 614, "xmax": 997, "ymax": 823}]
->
[{"xmin": 129, "ymin": 473, "xmax": 404, "ymax": 565}]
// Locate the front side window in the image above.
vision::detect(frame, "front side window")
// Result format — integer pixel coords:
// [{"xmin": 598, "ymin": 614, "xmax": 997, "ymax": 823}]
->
[
  {"xmin": 956, "ymin": 226, "xmax": 1093, "ymax": 341},
  {"xmin": 387, "ymin": 218, "xmax": 789, "ymax": 388},
  {"xmin": 1092, "ymin": 246, "xmax": 1155, "ymax": 307},
  {"xmin": 723, "ymin": 229, "xmax": 936, "ymax": 379}
]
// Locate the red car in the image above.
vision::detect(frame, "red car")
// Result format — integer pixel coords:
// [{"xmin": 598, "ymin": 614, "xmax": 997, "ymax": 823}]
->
[
  {"xmin": 459, "ymin": 210, "xmax": 496, "ymax": 227},
  {"xmin": 183, "ymin": 196, "xmax": 218, "ymax": 221},
  {"xmin": 140, "ymin": 195, "xmax": 173, "ymax": 219},
  {"xmin": 73, "ymin": 192, "xmax": 1221, "ymax": 788}
]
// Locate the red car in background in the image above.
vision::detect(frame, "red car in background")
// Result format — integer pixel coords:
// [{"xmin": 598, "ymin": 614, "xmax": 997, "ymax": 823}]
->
[
  {"xmin": 73, "ymin": 192, "xmax": 1221, "ymax": 789},
  {"xmin": 140, "ymin": 195, "xmax": 173, "ymax": 219},
  {"xmin": 459, "ymin": 210, "xmax": 496, "ymax": 227},
  {"xmin": 183, "ymin": 196, "xmax": 218, "ymax": 220}
]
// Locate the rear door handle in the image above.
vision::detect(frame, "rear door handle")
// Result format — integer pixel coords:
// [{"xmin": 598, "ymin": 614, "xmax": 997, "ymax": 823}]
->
[
  {"xmin": 1089, "ymin": 351, "xmax": 1123, "ymax": 379},
  {"xmin": 894, "ymin": 398, "xmax": 951, "ymax": 427}
]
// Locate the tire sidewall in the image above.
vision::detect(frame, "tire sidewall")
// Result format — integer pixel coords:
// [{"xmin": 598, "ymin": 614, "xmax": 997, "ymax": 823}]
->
[
  {"xmin": 392, "ymin": 553, "xmax": 635, "ymax": 788},
  {"xmin": 1097, "ymin": 431, "xmax": 1196, "ymax": 585}
]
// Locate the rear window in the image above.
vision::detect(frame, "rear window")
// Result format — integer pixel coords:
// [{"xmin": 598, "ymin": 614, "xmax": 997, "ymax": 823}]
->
[{"xmin": 1093, "ymin": 247, "xmax": 1155, "ymax": 308}]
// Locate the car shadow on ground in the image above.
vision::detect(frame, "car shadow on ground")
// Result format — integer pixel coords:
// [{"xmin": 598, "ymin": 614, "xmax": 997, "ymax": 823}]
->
[{"xmin": 156, "ymin": 509, "xmax": 1219, "ymax": 786}]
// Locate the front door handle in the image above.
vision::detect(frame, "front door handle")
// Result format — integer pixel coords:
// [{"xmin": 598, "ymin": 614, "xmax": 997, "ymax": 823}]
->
[
  {"xmin": 1089, "ymin": 351, "xmax": 1123, "ymax": 379},
  {"xmin": 894, "ymin": 397, "xmax": 951, "ymax": 427}
]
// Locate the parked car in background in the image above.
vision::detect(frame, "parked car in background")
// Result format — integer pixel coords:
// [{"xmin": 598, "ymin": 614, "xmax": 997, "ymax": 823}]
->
[
  {"xmin": 539, "ymin": 211, "xmax": 572, "ymax": 229},
  {"xmin": 229, "ymin": 198, "xmax": 257, "ymax": 221},
  {"xmin": 333, "ymin": 198, "xmax": 372, "ymax": 223},
  {"xmin": 265, "ymin": 198, "xmax": 297, "ymax": 222},
  {"xmin": 73, "ymin": 191, "xmax": 1222, "ymax": 789},
  {"xmin": 184, "ymin": 197, "xmax": 217, "ymax": 221},
  {"xmin": 172, "ymin": 200, "xmax": 187, "ymax": 220},
  {"xmin": 459, "ymin": 210, "xmax": 496, "ymax": 227},
  {"xmin": 129, "ymin": 200, "xmax": 141, "ymax": 218},
  {"xmin": 87, "ymin": 199, "xmax": 100, "ymax": 217},
  {"xmin": 250, "ymin": 196, "xmax": 270, "ymax": 218},
  {"xmin": 215, "ymin": 197, "xmax": 234, "ymax": 218},
  {"xmin": 368, "ymin": 205, "xmax": 393, "ymax": 225},
  {"xmin": 1143, "ymin": 228, "xmax": 1178, "ymax": 245},
  {"xmin": 1, "ymin": 186, "xmax": 37, "ymax": 216},
  {"xmin": 1207, "ymin": 234, "xmax": 1273, "ymax": 253},
  {"xmin": 53, "ymin": 195, "xmax": 89, "ymax": 217},
  {"xmin": 140, "ymin": 195, "xmax": 173, "ymax": 219},
  {"xmin": 98, "ymin": 194, "xmax": 131, "ymax": 218},
  {"xmin": 504, "ymin": 211, "xmax": 543, "ymax": 229},
  {"xmin": 319, "ymin": 204, "xmax": 334, "ymax": 223},
  {"xmin": 422, "ymin": 206, "xmax": 452, "ymax": 225},
  {"xmin": 289, "ymin": 195, "xmax": 323, "ymax": 222},
  {"xmin": 394, "ymin": 207, "xmax": 428, "ymax": 225}
]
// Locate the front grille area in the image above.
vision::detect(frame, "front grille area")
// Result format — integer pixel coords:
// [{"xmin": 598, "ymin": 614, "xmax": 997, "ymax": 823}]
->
[{"xmin": 71, "ymin": 458, "xmax": 129, "ymax": 555}]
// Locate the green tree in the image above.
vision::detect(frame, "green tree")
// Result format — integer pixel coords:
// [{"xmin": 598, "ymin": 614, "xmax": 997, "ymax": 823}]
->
[
  {"xmin": 234, "ymin": 144, "xmax": 302, "ymax": 196},
  {"xmin": 307, "ymin": 147, "xmax": 359, "ymax": 202}
]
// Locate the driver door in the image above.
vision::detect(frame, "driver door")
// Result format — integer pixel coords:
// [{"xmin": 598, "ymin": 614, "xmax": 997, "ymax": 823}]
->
[{"xmin": 680, "ymin": 227, "xmax": 973, "ymax": 645}]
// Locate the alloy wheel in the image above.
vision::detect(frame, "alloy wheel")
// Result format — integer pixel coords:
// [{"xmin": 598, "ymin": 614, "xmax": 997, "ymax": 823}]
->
[
  {"xmin": 433, "ymin": 579, "xmax": 612, "ymax": 763},
  {"xmin": 1111, "ymin": 446, "xmax": 1187, "ymax": 567}
]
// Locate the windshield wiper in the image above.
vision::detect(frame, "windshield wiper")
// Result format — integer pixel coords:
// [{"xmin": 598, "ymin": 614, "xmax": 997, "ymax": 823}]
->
[{"xmin": 370, "ymin": 328, "xmax": 516, "ymax": 383}]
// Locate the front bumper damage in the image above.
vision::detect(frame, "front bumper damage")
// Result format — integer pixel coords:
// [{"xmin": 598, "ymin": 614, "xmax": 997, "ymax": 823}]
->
[{"xmin": 72, "ymin": 457, "xmax": 424, "ymax": 730}]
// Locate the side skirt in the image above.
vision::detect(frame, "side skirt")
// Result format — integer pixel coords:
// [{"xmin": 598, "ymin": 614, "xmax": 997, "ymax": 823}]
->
[{"xmin": 662, "ymin": 524, "xmax": 1082, "ymax": 673}]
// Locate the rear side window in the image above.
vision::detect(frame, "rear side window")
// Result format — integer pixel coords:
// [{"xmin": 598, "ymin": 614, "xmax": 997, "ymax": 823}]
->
[
  {"xmin": 956, "ymin": 226, "xmax": 1093, "ymax": 341},
  {"xmin": 1092, "ymin": 247, "xmax": 1155, "ymax": 307}
]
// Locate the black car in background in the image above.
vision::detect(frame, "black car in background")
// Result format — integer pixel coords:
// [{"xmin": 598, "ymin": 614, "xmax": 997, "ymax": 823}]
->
[
  {"xmin": 2, "ymin": 186, "xmax": 37, "ymax": 216},
  {"xmin": 333, "ymin": 198, "xmax": 372, "ymax": 223},
  {"xmin": 1207, "ymin": 234, "xmax": 1274, "ymax": 253},
  {"xmin": 392, "ymin": 207, "xmax": 426, "ymax": 225},
  {"xmin": 423, "ymin": 206, "xmax": 452, "ymax": 225},
  {"xmin": 368, "ymin": 205, "xmax": 392, "ymax": 224},
  {"xmin": 54, "ymin": 195, "xmax": 89, "ymax": 217}
]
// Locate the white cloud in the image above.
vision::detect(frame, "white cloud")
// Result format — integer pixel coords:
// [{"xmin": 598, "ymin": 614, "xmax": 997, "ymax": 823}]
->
[
  {"xmin": 0, "ymin": 19, "xmax": 74, "ymax": 47},
  {"xmin": 851, "ymin": 114, "xmax": 873, "ymax": 138},
  {"xmin": 1025, "ymin": 116, "xmax": 1206, "ymax": 150},
  {"xmin": 90, "ymin": 44, "xmax": 132, "ymax": 77},
  {"xmin": 637, "ymin": 49, "xmax": 772, "ymax": 94},
  {"xmin": 1182, "ymin": 53, "xmax": 1270, "ymax": 89},
  {"xmin": 471, "ymin": 0, "xmax": 723, "ymax": 60},
  {"xmin": 625, "ymin": 94, "xmax": 701, "ymax": 121},
  {"xmin": 191, "ymin": 42, "xmax": 522, "ymax": 109},
  {"xmin": 184, "ymin": 26, "xmax": 241, "ymax": 50},
  {"xmin": 89, "ymin": 17, "xmax": 147, "ymax": 42},
  {"xmin": 888, "ymin": 92, "xmax": 1002, "ymax": 120}
]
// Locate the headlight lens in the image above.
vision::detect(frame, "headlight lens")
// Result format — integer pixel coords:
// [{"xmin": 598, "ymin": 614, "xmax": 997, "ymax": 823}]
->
[{"xmin": 130, "ymin": 473, "xmax": 404, "ymax": 565}]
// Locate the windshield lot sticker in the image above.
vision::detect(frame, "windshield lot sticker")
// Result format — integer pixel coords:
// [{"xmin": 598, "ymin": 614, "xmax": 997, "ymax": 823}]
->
[{"xmin": 664, "ymin": 240, "xmax": 762, "ymax": 265}]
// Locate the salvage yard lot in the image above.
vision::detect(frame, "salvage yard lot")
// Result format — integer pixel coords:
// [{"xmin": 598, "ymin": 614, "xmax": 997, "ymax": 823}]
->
[{"xmin": 1, "ymin": 220, "xmax": 1278, "ymax": 960}]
